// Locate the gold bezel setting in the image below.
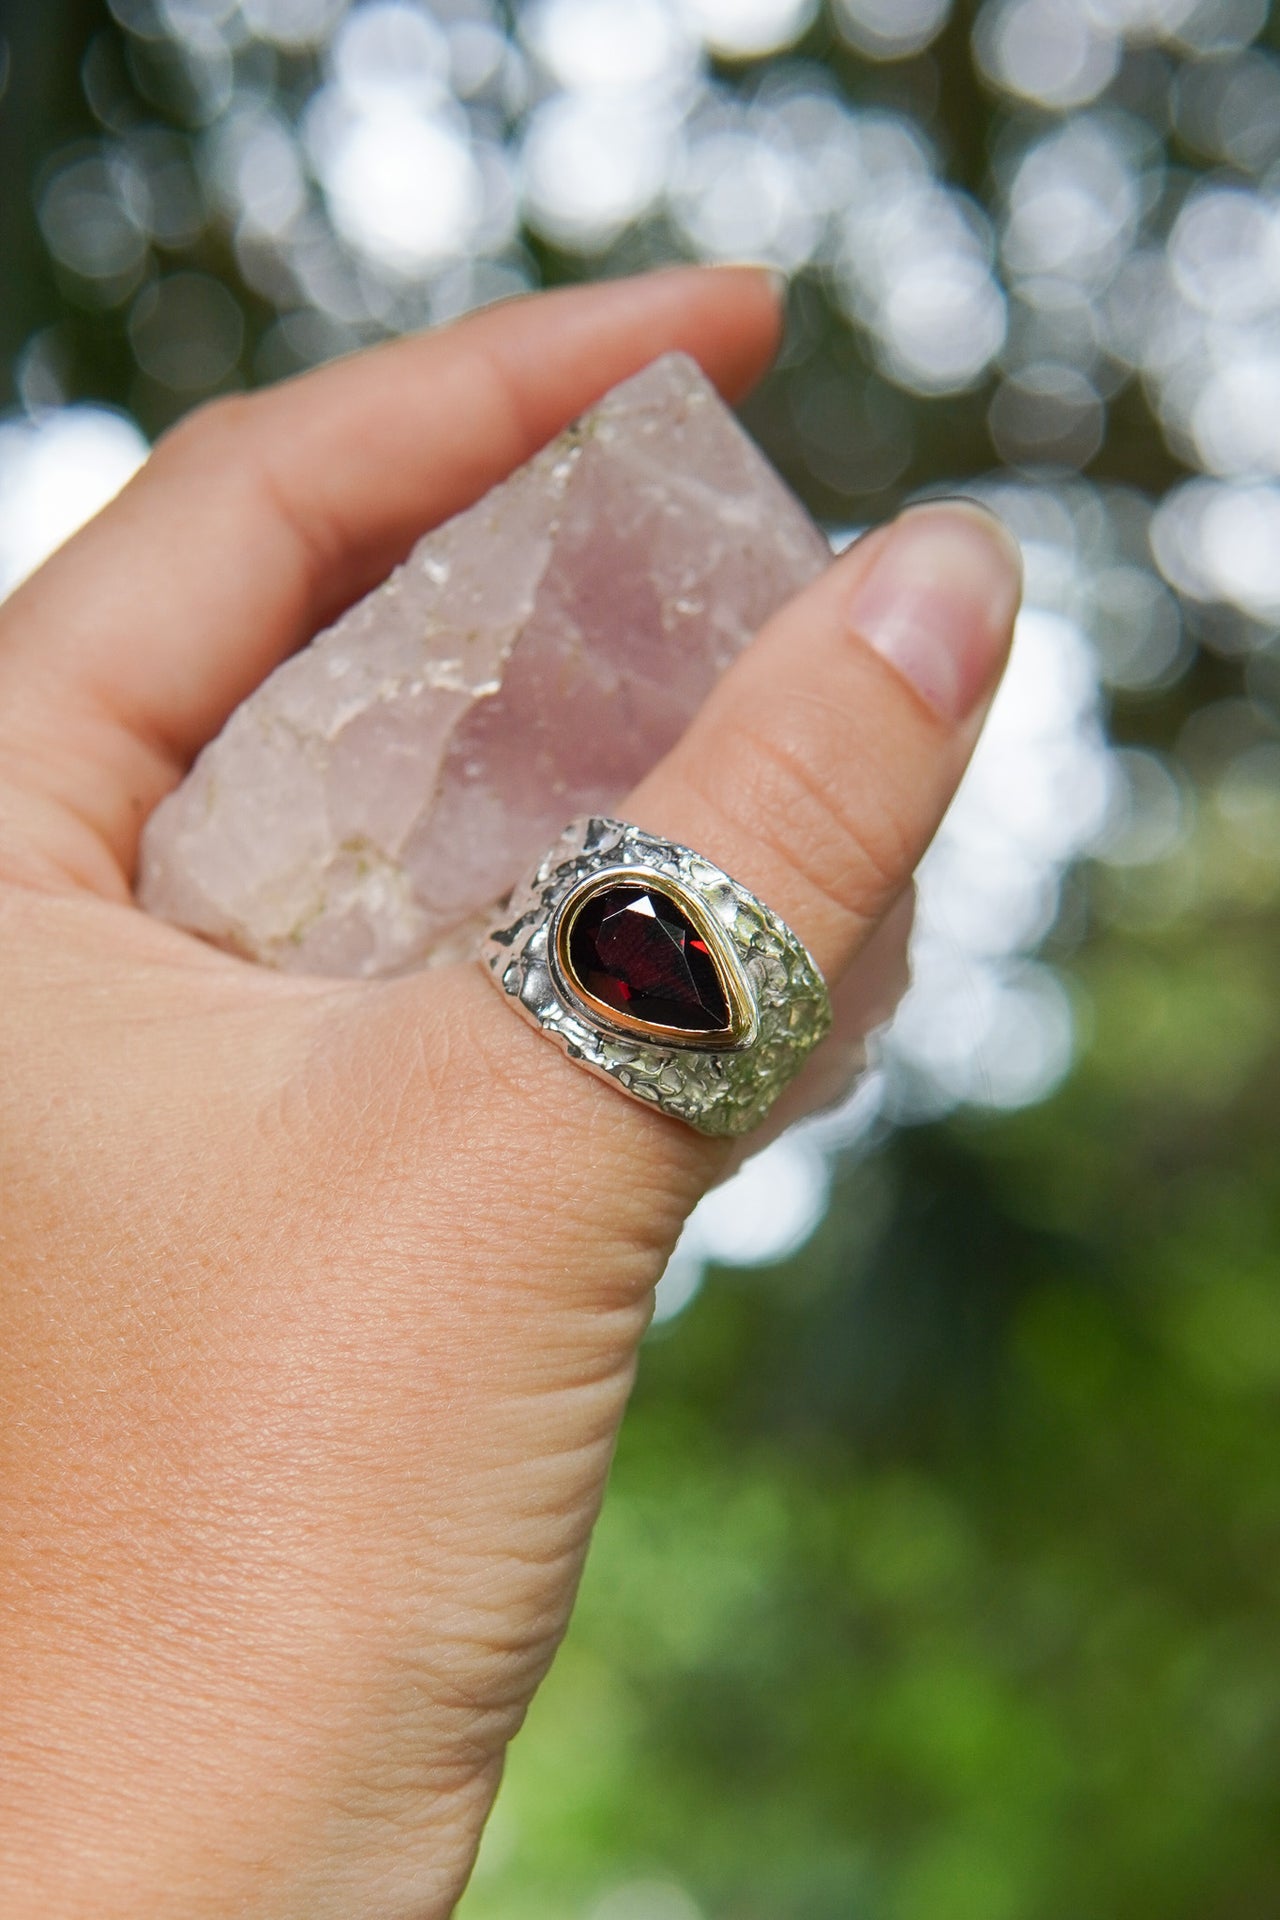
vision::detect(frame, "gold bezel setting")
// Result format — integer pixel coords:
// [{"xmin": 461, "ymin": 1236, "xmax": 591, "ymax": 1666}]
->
[
  {"xmin": 550, "ymin": 867, "xmax": 757, "ymax": 1051},
  {"xmin": 480, "ymin": 818, "xmax": 832, "ymax": 1137}
]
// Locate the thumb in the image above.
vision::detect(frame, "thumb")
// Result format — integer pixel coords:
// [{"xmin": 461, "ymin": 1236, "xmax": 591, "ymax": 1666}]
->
[{"xmin": 341, "ymin": 500, "xmax": 1022, "ymax": 1318}]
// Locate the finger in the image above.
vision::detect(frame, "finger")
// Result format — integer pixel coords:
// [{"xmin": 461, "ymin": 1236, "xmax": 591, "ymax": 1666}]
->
[
  {"xmin": 628, "ymin": 500, "xmax": 1021, "ymax": 983},
  {"xmin": 0, "ymin": 267, "xmax": 780, "ymax": 893},
  {"xmin": 362, "ymin": 501, "xmax": 1020, "ymax": 1294}
]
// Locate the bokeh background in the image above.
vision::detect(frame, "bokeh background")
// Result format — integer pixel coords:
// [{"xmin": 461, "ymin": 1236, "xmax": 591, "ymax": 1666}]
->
[{"xmin": 4, "ymin": 0, "xmax": 1280, "ymax": 1912}]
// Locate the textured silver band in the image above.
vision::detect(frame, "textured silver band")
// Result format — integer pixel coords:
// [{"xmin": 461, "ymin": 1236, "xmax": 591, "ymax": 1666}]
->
[{"xmin": 479, "ymin": 817, "xmax": 832, "ymax": 1137}]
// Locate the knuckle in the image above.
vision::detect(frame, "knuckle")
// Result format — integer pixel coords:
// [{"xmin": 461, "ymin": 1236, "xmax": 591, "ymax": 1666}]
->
[{"xmin": 153, "ymin": 394, "xmax": 342, "ymax": 584}]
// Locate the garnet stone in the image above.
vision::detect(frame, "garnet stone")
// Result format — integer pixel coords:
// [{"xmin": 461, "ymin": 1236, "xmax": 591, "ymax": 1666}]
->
[{"xmin": 563, "ymin": 882, "xmax": 731, "ymax": 1034}]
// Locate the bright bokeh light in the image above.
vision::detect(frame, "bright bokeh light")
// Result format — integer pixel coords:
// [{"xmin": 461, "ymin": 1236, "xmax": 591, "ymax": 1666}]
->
[
  {"xmin": 320, "ymin": 104, "xmax": 483, "ymax": 269},
  {"xmin": 681, "ymin": 0, "xmax": 819, "ymax": 60},
  {"xmin": 889, "ymin": 954, "xmax": 1076, "ymax": 1112},
  {"xmin": 1168, "ymin": 185, "xmax": 1280, "ymax": 321},
  {"xmin": 841, "ymin": 191, "xmax": 1006, "ymax": 393},
  {"xmin": 211, "ymin": 107, "xmax": 308, "ymax": 236},
  {"xmin": 671, "ymin": 122, "xmax": 822, "ymax": 268},
  {"xmin": 881, "ymin": 248, "xmax": 1007, "ymax": 394},
  {"xmin": 976, "ymin": 0, "xmax": 1120, "ymax": 110},
  {"xmin": 0, "ymin": 408, "xmax": 149, "ymax": 596},
  {"xmin": 157, "ymin": 0, "xmax": 241, "ymax": 35},
  {"xmin": 1151, "ymin": 480, "xmax": 1280, "ymax": 623},
  {"xmin": 1125, "ymin": 174, "xmax": 1280, "ymax": 495},
  {"xmin": 1083, "ymin": 0, "xmax": 1194, "ymax": 30},
  {"xmin": 331, "ymin": 1, "xmax": 450, "ymax": 110},
  {"xmin": 240, "ymin": 0, "xmax": 348, "ymax": 49},
  {"xmin": 1091, "ymin": 562, "xmax": 1186, "ymax": 690},
  {"xmin": 833, "ymin": 0, "xmax": 952, "ymax": 58},
  {"xmin": 1172, "ymin": 0, "xmax": 1270, "ymax": 55},
  {"xmin": 657, "ymin": 1137, "xmax": 832, "ymax": 1322},
  {"xmin": 523, "ymin": 95, "xmax": 672, "ymax": 249},
  {"xmin": 39, "ymin": 156, "xmax": 149, "ymax": 288},
  {"xmin": 523, "ymin": 0, "xmax": 694, "ymax": 94},
  {"xmin": 1001, "ymin": 116, "xmax": 1142, "ymax": 288},
  {"xmin": 1095, "ymin": 747, "xmax": 1189, "ymax": 867},
  {"xmin": 877, "ymin": 588, "xmax": 1111, "ymax": 1122},
  {"xmin": 1175, "ymin": 48, "xmax": 1280, "ymax": 171},
  {"xmin": 1190, "ymin": 354, "xmax": 1280, "ymax": 480}
]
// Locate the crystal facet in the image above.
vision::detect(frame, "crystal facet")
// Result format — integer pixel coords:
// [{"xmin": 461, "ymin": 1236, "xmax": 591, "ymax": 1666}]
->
[
  {"xmin": 564, "ymin": 884, "xmax": 730, "ymax": 1034},
  {"xmin": 136, "ymin": 352, "xmax": 831, "ymax": 976}
]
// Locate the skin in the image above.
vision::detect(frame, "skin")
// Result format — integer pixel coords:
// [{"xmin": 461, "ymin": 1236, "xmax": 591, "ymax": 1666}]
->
[{"xmin": 0, "ymin": 268, "xmax": 1021, "ymax": 1919}]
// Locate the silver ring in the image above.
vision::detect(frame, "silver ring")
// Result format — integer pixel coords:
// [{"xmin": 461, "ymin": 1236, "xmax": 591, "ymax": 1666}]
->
[{"xmin": 478, "ymin": 817, "xmax": 832, "ymax": 1137}]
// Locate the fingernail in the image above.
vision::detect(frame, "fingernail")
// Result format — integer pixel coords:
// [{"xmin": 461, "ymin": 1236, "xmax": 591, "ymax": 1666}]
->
[
  {"xmin": 708, "ymin": 260, "xmax": 790, "ymax": 303},
  {"xmin": 847, "ymin": 501, "xmax": 1022, "ymax": 722}
]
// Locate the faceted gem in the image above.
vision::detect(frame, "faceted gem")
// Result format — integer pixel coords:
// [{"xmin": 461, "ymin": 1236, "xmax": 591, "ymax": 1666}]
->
[{"xmin": 565, "ymin": 884, "xmax": 731, "ymax": 1033}]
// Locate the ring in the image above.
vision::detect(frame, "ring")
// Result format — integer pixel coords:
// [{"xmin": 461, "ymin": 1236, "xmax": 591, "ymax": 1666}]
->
[{"xmin": 479, "ymin": 817, "xmax": 832, "ymax": 1137}]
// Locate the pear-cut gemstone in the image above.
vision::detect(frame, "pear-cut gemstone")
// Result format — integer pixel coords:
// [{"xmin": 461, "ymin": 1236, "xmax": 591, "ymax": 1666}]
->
[{"xmin": 565, "ymin": 884, "xmax": 730, "ymax": 1034}]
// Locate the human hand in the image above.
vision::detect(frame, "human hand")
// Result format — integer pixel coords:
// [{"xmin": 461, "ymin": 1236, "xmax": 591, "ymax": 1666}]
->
[{"xmin": 0, "ymin": 267, "xmax": 1020, "ymax": 1918}]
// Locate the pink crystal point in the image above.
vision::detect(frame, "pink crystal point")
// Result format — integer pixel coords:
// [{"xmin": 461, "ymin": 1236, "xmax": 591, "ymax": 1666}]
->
[{"xmin": 137, "ymin": 353, "xmax": 832, "ymax": 976}]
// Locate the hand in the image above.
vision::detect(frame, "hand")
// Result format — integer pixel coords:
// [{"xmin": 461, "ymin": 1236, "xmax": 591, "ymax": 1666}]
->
[{"xmin": 0, "ymin": 267, "xmax": 1021, "ymax": 1918}]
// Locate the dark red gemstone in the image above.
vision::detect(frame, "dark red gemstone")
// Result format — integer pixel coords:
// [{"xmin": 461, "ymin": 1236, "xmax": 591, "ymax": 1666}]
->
[{"xmin": 566, "ymin": 884, "xmax": 729, "ymax": 1033}]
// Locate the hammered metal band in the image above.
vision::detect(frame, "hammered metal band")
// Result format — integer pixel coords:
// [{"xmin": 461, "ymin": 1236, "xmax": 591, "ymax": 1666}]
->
[{"xmin": 479, "ymin": 817, "xmax": 832, "ymax": 1138}]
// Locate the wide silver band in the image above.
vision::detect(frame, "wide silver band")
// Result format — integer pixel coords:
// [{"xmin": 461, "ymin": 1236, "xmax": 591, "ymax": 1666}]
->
[{"xmin": 479, "ymin": 817, "xmax": 832, "ymax": 1137}]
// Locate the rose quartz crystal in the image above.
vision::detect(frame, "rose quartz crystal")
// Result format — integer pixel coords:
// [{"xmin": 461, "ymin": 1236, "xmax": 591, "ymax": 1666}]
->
[{"xmin": 137, "ymin": 353, "xmax": 831, "ymax": 976}]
